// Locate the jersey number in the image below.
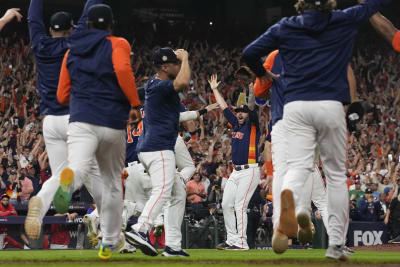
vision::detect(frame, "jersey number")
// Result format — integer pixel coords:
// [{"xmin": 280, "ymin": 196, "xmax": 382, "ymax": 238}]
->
[{"xmin": 126, "ymin": 121, "xmax": 143, "ymax": 143}]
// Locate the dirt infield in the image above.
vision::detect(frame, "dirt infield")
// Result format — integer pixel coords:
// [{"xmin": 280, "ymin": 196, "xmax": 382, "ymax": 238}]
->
[{"xmin": 351, "ymin": 243, "xmax": 400, "ymax": 252}]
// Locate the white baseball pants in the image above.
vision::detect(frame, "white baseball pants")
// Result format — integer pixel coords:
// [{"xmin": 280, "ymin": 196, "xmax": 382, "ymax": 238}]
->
[
  {"xmin": 271, "ymin": 120, "xmax": 328, "ymax": 230},
  {"xmin": 222, "ymin": 165, "xmax": 260, "ymax": 249},
  {"xmin": 281, "ymin": 101, "xmax": 348, "ymax": 246},
  {"xmin": 175, "ymin": 135, "xmax": 195, "ymax": 182},
  {"xmin": 132, "ymin": 150, "xmax": 176, "ymax": 233},
  {"xmin": 66, "ymin": 122, "xmax": 125, "ymax": 245},
  {"xmin": 39, "ymin": 115, "xmax": 102, "ymax": 221}
]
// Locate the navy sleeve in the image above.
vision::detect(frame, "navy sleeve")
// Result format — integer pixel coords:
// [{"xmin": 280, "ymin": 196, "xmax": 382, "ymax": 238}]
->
[
  {"xmin": 343, "ymin": 0, "xmax": 392, "ymax": 24},
  {"xmin": 28, "ymin": 0, "xmax": 46, "ymax": 49},
  {"xmin": 265, "ymin": 121, "xmax": 272, "ymax": 142},
  {"xmin": 242, "ymin": 22, "xmax": 281, "ymax": 77},
  {"xmin": 223, "ymin": 108, "xmax": 238, "ymax": 128},
  {"xmin": 179, "ymin": 103, "xmax": 186, "ymax": 112},
  {"xmin": 74, "ymin": 0, "xmax": 103, "ymax": 32},
  {"xmin": 156, "ymin": 80, "xmax": 176, "ymax": 96}
]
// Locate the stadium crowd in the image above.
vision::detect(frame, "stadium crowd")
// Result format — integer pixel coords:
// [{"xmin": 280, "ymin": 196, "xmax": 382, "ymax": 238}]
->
[{"xmin": 1, "ymin": 17, "xmax": 400, "ymax": 249}]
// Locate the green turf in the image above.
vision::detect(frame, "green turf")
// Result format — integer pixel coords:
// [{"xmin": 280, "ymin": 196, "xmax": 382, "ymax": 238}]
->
[{"xmin": 0, "ymin": 249, "xmax": 399, "ymax": 266}]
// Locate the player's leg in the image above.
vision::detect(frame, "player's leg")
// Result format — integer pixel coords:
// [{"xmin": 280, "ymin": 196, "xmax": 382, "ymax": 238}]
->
[
  {"xmin": 175, "ymin": 135, "xmax": 195, "ymax": 181},
  {"xmin": 310, "ymin": 165, "xmax": 329, "ymax": 230},
  {"xmin": 53, "ymin": 122, "xmax": 98, "ymax": 214},
  {"xmin": 270, "ymin": 120, "xmax": 290, "ymax": 253},
  {"xmin": 232, "ymin": 167, "xmax": 260, "ymax": 250},
  {"xmin": 127, "ymin": 150, "xmax": 175, "ymax": 256},
  {"xmin": 220, "ymin": 172, "xmax": 239, "ymax": 249},
  {"xmin": 162, "ymin": 173, "xmax": 189, "ymax": 257},
  {"xmin": 314, "ymin": 101, "xmax": 348, "ymax": 260},
  {"xmin": 95, "ymin": 126, "xmax": 125, "ymax": 259},
  {"xmin": 280, "ymin": 101, "xmax": 316, "ymax": 241},
  {"xmin": 25, "ymin": 115, "xmax": 69, "ymax": 239}
]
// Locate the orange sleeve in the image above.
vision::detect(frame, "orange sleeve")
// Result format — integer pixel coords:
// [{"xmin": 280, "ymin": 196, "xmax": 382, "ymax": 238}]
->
[
  {"xmin": 254, "ymin": 50, "xmax": 279, "ymax": 98},
  {"xmin": 393, "ymin": 31, "xmax": 400, "ymax": 53},
  {"xmin": 107, "ymin": 37, "xmax": 141, "ymax": 107},
  {"xmin": 57, "ymin": 50, "xmax": 71, "ymax": 105}
]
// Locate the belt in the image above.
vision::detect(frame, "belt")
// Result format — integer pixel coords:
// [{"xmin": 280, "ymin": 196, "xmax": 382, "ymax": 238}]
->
[{"xmin": 234, "ymin": 163, "xmax": 260, "ymax": 171}]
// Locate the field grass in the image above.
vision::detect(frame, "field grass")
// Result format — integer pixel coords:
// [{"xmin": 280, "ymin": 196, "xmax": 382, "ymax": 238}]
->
[{"xmin": 0, "ymin": 249, "xmax": 400, "ymax": 266}]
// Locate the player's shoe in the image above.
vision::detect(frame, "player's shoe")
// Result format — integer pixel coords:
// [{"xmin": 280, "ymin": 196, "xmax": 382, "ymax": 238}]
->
[
  {"xmin": 216, "ymin": 241, "xmax": 230, "ymax": 250},
  {"xmin": 389, "ymin": 235, "xmax": 400, "ymax": 244},
  {"xmin": 24, "ymin": 196, "xmax": 42, "ymax": 240},
  {"xmin": 98, "ymin": 233, "xmax": 125, "ymax": 260},
  {"xmin": 125, "ymin": 229, "xmax": 158, "ymax": 256},
  {"xmin": 278, "ymin": 189, "xmax": 298, "ymax": 238},
  {"xmin": 225, "ymin": 245, "xmax": 249, "ymax": 251},
  {"xmin": 325, "ymin": 245, "xmax": 349, "ymax": 261},
  {"xmin": 271, "ymin": 229, "xmax": 288, "ymax": 254},
  {"xmin": 53, "ymin": 168, "xmax": 74, "ymax": 214},
  {"xmin": 161, "ymin": 246, "xmax": 190, "ymax": 257},
  {"xmin": 119, "ymin": 241, "xmax": 136, "ymax": 254},
  {"xmin": 343, "ymin": 246, "xmax": 355, "ymax": 254},
  {"xmin": 153, "ymin": 225, "xmax": 164, "ymax": 237},
  {"xmin": 296, "ymin": 211, "xmax": 313, "ymax": 244},
  {"xmin": 83, "ymin": 213, "xmax": 99, "ymax": 247}
]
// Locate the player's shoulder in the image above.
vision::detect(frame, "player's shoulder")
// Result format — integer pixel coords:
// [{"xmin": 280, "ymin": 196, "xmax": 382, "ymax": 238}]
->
[{"xmin": 106, "ymin": 36, "xmax": 130, "ymax": 48}]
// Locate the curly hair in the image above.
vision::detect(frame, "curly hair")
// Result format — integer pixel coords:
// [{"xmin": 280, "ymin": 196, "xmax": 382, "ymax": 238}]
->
[{"xmin": 295, "ymin": 0, "xmax": 337, "ymax": 14}]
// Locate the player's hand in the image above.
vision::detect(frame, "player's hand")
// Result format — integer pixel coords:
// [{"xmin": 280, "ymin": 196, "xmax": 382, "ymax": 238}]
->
[
  {"xmin": 1, "ymin": 8, "xmax": 23, "ymax": 23},
  {"xmin": 205, "ymin": 103, "xmax": 219, "ymax": 112},
  {"xmin": 208, "ymin": 74, "xmax": 221, "ymax": 90},
  {"xmin": 175, "ymin": 49, "xmax": 189, "ymax": 61}
]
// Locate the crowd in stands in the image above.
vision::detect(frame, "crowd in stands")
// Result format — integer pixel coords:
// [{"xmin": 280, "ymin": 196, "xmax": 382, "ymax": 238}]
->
[{"xmin": 1, "ymin": 20, "xmax": 400, "ymax": 248}]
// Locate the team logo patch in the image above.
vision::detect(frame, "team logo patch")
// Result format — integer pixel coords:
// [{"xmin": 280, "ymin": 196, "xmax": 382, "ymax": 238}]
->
[{"xmin": 162, "ymin": 56, "xmax": 168, "ymax": 62}]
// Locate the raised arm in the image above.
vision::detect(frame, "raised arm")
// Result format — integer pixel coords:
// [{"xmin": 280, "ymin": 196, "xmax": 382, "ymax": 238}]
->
[
  {"xmin": 370, "ymin": 13, "xmax": 399, "ymax": 53},
  {"xmin": 0, "ymin": 8, "xmax": 22, "ymax": 32},
  {"xmin": 208, "ymin": 74, "xmax": 227, "ymax": 110},
  {"xmin": 173, "ymin": 49, "xmax": 191, "ymax": 92},
  {"xmin": 348, "ymin": 64, "xmax": 358, "ymax": 103},
  {"xmin": 28, "ymin": 0, "xmax": 46, "ymax": 47}
]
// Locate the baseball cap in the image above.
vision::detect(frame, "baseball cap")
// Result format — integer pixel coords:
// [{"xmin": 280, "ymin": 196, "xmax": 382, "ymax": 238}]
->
[
  {"xmin": 152, "ymin": 47, "xmax": 179, "ymax": 65},
  {"xmin": 234, "ymin": 105, "xmax": 250, "ymax": 113},
  {"xmin": 50, "ymin": 12, "xmax": 74, "ymax": 31},
  {"xmin": 88, "ymin": 4, "xmax": 113, "ymax": 26},
  {"xmin": 365, "ymin": 188, "xmax": 373, "ymax": 194}
]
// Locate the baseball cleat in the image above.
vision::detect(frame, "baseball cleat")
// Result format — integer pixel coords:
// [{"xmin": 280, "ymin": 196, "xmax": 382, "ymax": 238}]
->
[
  {"xmin": 216, "ymin": 241, "xmax": 230, "ymax": 250},
  {"xmin": 53, "ymin": 168, "xmax": 74, "ymax": 214},
  {"xmin": 125, "ymin": 229, "xmax": 158, "ymax": 256},
  {"xmin": 83, "ymin": 214, "xmax": 99, "ymax": 247},
  {"xmin": 98, "ymin": 233, "xmax": 125, "ymax": 260},
  {"xmin": 225, "ymin": 245, "xmax": 249, "ymax": 251},
  {"xmin": 161, "ymin": 246, "xmax": 190, "ymax": 257},
  {"xmin": 325, "ymin": 245, "xmax": 349, "ymax": 261},
  {"xmin": 278, "ymin": 189, "xmax": 298, "ymax": 238},
  {"xmin": 272, "ymin": 229, "xmax": 288, "ymax": 254},
  {"xmin": 343, "ymin": 246, "xmax": 355, "ymax": 254},
  {"xmin": 24, "ymin": 196, "xmax": 42, "ymax": 240},
  {"xmin": 296, "ymin": 211, "xmax": 313, "ymax": 244},
  {"xmin": 119, "ymin": 241, "xmax": 136, "ymax": 254}
]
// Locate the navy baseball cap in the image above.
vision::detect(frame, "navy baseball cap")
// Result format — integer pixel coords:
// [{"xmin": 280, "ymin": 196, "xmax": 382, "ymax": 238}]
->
[
  {"xmin": 50, "ymin": 12, "xmax": 74, "ymax": 31},
  {"xmin": 234, "ymin": 105, "xmax": 250, "ymax": 113},
  {"xmin": 88, "ymin": 4, "xmax": 113, "ymax": 26},
  {"xmin": 152, "ymin": 47, "xmax": 179, "ymax": 65}
]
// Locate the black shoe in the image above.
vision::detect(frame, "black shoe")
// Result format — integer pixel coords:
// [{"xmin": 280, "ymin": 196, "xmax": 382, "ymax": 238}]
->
[
  {"xmin": 343, "ymin": 246, "xmax": 355, "ymax": 254},
  {"xmin": 390, "ymin": 235, "xmax": 400, "ymax": 244},
  {"xmin": 125, "ymin": 229, "xmax": 158, "ymax": 256},
  {"xmin": 161, "ymin": 246, "xmax": 190, "ymax": 257},
  {"xmin": 226, "ymin": 245, "xmax": 248, "ymax": 251},
  {"xmin": 216, "ymin": 241, "xmax": 230, "ymax": 250}
]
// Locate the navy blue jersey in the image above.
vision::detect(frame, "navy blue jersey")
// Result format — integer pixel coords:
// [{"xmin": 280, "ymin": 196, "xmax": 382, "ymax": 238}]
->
[
  {"xmin": 125, "ymin": 121, "xmax": 143, "ymax": 166},
  {"xmin": 223, "ymin": 108, "xmax": 260, "ymax": 165},
  {"xmin": 28, "ymin": 0, "xmax": 101, "ymax": 115},
  {"xmin": 243, "ymin": 0, "xmax": 391, "ymax": 105},
  {"xmin": 136, "ymin": 77, "xmax": 180, "ymax": 152}
]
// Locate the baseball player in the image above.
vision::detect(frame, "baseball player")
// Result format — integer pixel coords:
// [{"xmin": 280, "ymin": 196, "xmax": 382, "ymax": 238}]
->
[
  {"xmin": 208, "ymin": 74, "xmax": 261, "ymax": 251},
  {"xmin": 255, "ymin": 50, "xmax": 359, "ymax": 254},
  {"xmin": 56, "ymin": 4, "xmax": 140, "ymax": 260},
  {"xmin": 359, "ymin": 0, "xmax": 400, "ymax": 53},
  {"xmin": 242, "ymin": 0, "xmax": 391, "ymax": 260},
  {"xmin": 24, "ymin": 0, "xmax": 102, "ymax": 240},
  {"xmin": 124, "ymin": 47, "xmax": 191, "ymax": 256}
]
